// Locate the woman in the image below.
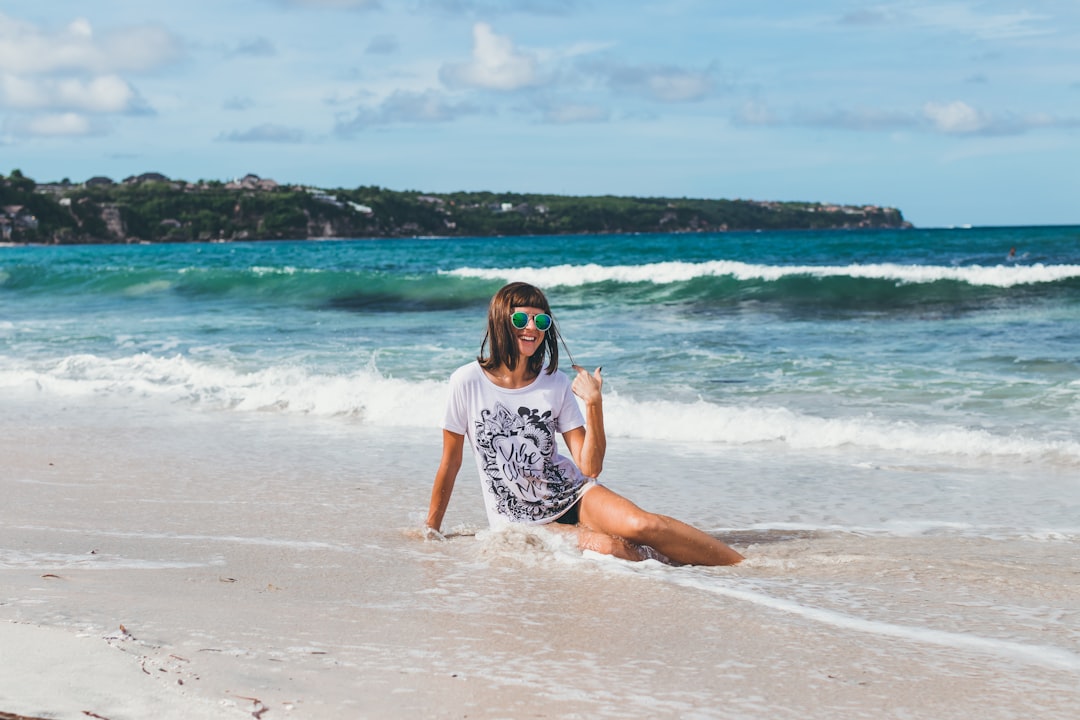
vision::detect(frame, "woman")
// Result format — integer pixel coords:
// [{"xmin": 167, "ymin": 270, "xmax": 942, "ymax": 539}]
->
[{"xmin": 425, "ymin": 282, "xmax": 743, "ymax": 566}]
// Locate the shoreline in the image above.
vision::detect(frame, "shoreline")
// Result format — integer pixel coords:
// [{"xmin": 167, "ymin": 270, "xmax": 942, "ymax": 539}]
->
[{"xmin": 0, "ymin": 224, "xmax": 919, "ymax": 249}]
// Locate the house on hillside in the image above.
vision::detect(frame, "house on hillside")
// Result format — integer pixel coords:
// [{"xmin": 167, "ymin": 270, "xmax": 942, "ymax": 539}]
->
[
  {"xmin": 1, "ymin": 205, "xmax": 40, "ymax": 238},
  {"xmin": 225, "ymin": 174, "xmax": 279, "ymax": 191},
  {"xmin": 309, "ymin": 189, "xmax": 344, "ymax": 208},
  {"xmin": 123, "ymin": 172, "xmax": 170, "ymax": 185}
]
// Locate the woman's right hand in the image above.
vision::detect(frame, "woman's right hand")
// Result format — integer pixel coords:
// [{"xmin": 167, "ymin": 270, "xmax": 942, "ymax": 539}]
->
[
  {"xmin": 571, "ymin": 365, "xmax": 603, "ymax": 405},
  {"xmin": 422, "ymin": 526, "xmax": 446, "ymax": 541}
]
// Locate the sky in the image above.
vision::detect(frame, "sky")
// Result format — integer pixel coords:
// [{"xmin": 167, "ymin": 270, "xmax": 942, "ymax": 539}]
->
[{"xmin": 1, "ymin": 1, "xmax": 1078, "ymax": 228}]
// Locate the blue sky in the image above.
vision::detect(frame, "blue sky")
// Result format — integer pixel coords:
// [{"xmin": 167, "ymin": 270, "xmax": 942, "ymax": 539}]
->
[{"xmin": 2, "ymin": 1, "xmax": 1078, "ymax": 228}]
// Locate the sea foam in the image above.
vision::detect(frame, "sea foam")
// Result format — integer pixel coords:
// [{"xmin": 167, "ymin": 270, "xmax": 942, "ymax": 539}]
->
[
  {"xmin": 2, "ymin": 352, "xmax": 1076, "ymax": 465},
  {"xmin": 447, "ymin": 260, "xmax": 1080, "ymax": 288}
]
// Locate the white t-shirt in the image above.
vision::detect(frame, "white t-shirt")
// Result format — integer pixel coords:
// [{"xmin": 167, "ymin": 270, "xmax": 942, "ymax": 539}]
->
[{"xmin": 442, "ymin": 361, "xmax": 593, "ymax": 527}]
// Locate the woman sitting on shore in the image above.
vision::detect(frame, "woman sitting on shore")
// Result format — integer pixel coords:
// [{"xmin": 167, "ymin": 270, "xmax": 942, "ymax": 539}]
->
[{"xmin": 425, "ymin": 281, "xmax": 743, "ymax": 566}]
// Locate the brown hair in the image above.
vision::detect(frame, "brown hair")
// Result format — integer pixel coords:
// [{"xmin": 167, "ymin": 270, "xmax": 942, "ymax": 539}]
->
[{"xmin": 478, "ymin": 282, "xmax": 559, "ymax": 376}]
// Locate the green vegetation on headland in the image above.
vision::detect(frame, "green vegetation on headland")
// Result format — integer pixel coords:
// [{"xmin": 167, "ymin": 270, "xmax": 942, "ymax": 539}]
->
[{"xmin": 1, "ymin": 169, "xmax": 911, "ymax": 245}]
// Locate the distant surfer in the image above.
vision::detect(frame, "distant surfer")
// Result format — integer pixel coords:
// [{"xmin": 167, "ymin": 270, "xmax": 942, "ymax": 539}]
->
[
  {"xmin": 424, "ymin": 281, "xmax": 743, "ymax": 566},
  {"xmin": 1008, "ymin": 247, "xmax": 1016, "ymax": 260}
]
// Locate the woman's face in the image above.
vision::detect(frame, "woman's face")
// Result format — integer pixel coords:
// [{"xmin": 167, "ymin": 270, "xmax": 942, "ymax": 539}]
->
[{"xmin": 510, "ymin": 305, "xmax": 548, "ymax": 358}]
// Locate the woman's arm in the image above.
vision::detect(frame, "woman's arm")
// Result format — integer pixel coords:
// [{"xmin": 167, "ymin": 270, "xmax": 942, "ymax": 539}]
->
[
  {"xmin": 426, "ymin": 429, "xmax": 465, "ymax": 533},
  {"xmin": 566, "ymin": 366, "xmax": 606, "ymax": 478}
]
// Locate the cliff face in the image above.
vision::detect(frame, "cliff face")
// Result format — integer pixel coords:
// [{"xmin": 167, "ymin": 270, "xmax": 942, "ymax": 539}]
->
[
  {"xmin": 100, "ymin": 204, "xmax": 126, "ymax": 239},
  {"xmin": 5, "ymin": 171, "xmax": 912, "ymax": 245}
]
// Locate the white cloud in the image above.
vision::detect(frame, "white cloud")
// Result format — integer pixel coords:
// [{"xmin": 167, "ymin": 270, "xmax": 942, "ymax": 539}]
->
[
  {"xmin": 594, "ymin": 61, "xmax": 716, "ymax": 103},
  {"xmin": 0, "ymin": 14, "xmax": 181, "ymax": 75},
  {"xmin": 335, "ymin": 89, "xmax": 482, "ymax": 134},
  {"xmin": 5, "ymin": 111, "xmax": 102, "ymax": 137},
  {"xmin": 906, "ymin": 4, "xmax": 1050, "ymax": 40},
  {"xmin": 545, "ymin": 40, "xmax": 615, "ymax": 61},
  {"xmin": 0, "ymin": 14, "xmax": 175, "ymax": 139},
  {"xmin": 440, "ymin": 23, "xmax": 539, "ymax": 91},
  {"xmin": 218, "ymin": 124, "xmax": 306, "ymax": 143},
  {"xmin": 923, "ymin": 100, "xmax": 990, "ymax": 133},
  {"xmin": 809, "ymin": 107, "xmax": 919, "ymax": 132},
  {"xmin": 734, "ymin": 102, "xmax": 919, "ymax": 132},
  {"xmin": 67, "ymin": 17, "xmax": 93, "ymax": 38},
  {"xmin": 1, "ymin": 73, "xmax": 141, "ymax": 113},
  {"xmin": 643, "ymin": 69, "xmax": 713, "ymax": 103},
  {"xmin": 383, "ymin": 89, "xmax": 473, "ymax": 121},
  {"xmin": 840, "ymin": 3, "xmax": 1052, "ymax": 40},
  {"xmin": 737, "ymin": 98, "xmax": 1076, "ymax": 136}
]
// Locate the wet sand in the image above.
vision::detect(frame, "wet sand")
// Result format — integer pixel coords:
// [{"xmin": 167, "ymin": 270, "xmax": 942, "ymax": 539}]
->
[{"xmin": 2, "ymin": 400, "xmax": 1078, "ymax": 719}]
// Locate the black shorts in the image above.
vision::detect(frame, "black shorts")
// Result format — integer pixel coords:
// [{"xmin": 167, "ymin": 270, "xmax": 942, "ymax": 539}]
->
[{"xmin": 554, "ymin": 497, "xmax": 581, "ymax": 525}]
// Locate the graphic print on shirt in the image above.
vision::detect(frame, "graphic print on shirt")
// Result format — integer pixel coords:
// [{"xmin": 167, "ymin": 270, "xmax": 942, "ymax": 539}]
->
[{"xmin": 474, "ymin": 402, "xmax": 577, "ymax": 522}]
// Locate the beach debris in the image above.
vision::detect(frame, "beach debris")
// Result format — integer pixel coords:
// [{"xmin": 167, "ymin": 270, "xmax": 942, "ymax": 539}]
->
[
  {"xmin": 0, "ymin": 712, "xmax": 56, "ymax": 720},
  {"xmin": 82, "ymin": 712, "xmax": 112, "ymax": 720},
  {"xmin": 232, "ymin": 695, "xmax": 269, "ymax": 719},
  {"xmin": 219, "ymin": 576, "xmax": 237, "ymax": 583},
  {"xmin": 40, "ymin": 573, "xmax": 62, "ymax": 579}
]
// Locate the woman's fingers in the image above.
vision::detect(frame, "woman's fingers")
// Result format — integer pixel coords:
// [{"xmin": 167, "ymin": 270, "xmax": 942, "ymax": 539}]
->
[{"xmin": 571, "ymin": 365, "xmax": 604, "ymax": 399}]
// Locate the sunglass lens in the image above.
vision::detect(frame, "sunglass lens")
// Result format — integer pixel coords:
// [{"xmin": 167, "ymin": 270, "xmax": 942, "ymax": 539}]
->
[
  {"xmin": 510, "ymin": 312, "xmax": 528, "ymax": 329},
  {"xmin": 534, "ymin": 314, "xmax": 552, "ymax": 331}
]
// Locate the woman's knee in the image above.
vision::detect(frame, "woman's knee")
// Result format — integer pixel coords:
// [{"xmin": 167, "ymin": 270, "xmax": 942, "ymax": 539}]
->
[{"xmin": 619, "ymin": 510, "xmax": 667, "ymax": 543}]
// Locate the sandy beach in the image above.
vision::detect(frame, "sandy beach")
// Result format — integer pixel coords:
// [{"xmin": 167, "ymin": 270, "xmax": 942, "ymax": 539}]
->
[{"xmin": 2, "ymin": 393, "xmax": 1078, "ymax": 720}]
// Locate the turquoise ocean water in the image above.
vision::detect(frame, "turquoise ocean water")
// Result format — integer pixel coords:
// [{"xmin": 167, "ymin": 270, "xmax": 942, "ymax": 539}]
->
[{"xmin": 3, "ymin": 226, "xmax": 1080, "ymax": 532}]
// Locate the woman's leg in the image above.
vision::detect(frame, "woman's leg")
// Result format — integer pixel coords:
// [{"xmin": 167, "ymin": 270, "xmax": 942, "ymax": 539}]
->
[
  {"xmin": 577, "ymin": 485, "xmax": 743, "ymax": 566},
  {"xmin": 547, "ymin": 520, "xmax": 646, "ymax": 561}
]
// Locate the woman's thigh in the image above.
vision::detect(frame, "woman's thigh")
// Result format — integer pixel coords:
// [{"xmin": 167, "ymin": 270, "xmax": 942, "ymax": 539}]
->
[{"xmin": 577, "ymin": 484, "xmax": 652, "ymax": 538}]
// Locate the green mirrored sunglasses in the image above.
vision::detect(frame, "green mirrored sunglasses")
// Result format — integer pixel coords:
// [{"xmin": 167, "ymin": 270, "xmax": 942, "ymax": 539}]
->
[{"xmin": 510, "ymin": 311, "xmax": 552, "ymax": 332}]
